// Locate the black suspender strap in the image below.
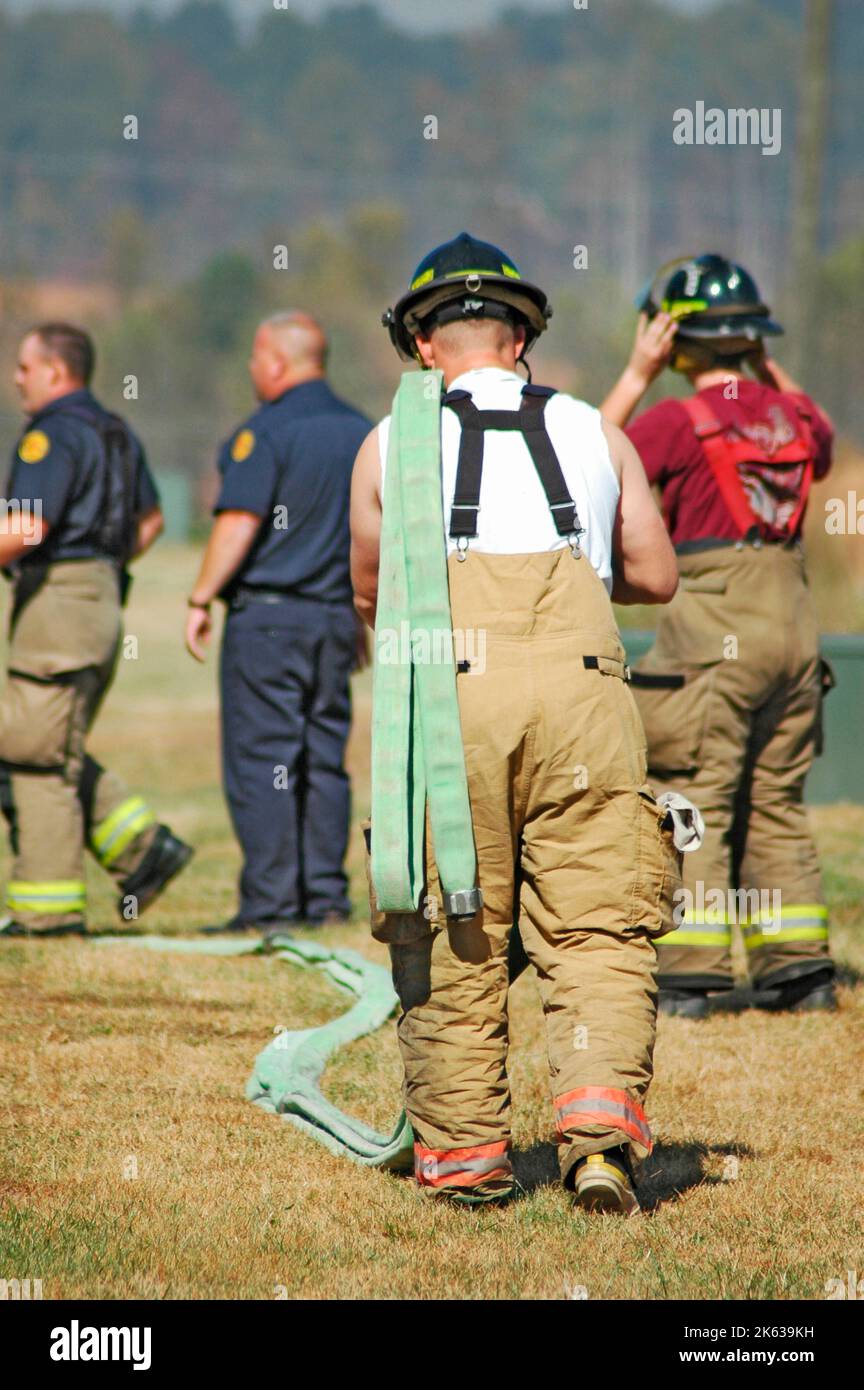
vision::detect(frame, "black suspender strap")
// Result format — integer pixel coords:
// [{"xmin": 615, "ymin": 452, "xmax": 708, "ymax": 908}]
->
[
  {"xmin": 519, "ymin": 386, "xmax": 584, "ymax": 543},
  {"xmin": 443, "ymin": 390, "xmax": 485, "ymax": 541},
  {"xmin": 442, "ymin": 384, "xmax": 585, "ymax": 553}
]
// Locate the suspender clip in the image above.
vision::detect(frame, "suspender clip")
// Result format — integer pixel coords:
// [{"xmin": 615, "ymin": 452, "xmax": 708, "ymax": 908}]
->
[
  {"xmin": 456, "ymin": 535, "xmax": 469, "ymax": 562},
  {"xmin": 567, "ymin": 527, "xmax": 585, "ymax": 559}
]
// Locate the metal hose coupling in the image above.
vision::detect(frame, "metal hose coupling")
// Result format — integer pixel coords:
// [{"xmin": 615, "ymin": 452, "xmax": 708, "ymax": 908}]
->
[{"xmin": 443, "ymin": 887, "xmax": 484, "ymax": 919}]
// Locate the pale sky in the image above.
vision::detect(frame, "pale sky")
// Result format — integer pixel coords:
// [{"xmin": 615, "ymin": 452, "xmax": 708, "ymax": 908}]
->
[{"xmin": 0, "ymin": 0, "xmax": 727, "ymax": 33}]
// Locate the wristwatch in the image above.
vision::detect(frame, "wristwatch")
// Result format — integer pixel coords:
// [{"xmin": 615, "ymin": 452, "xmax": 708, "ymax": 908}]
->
[{"xmin": 187, "ymin": 597, "xmax": 211, "ymax": 611}]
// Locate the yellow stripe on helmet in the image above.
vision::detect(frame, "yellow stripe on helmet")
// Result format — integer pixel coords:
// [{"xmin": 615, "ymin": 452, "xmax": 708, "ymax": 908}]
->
[{"xmin": 661, "ymin": 298, "xmax": 709, "ymax": 318}]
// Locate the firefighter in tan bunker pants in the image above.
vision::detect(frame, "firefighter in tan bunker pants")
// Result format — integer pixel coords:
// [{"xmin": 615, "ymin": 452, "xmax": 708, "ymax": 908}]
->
[
  {"xmin": 602, "ymin": 255, "xmax": 837, "ymax": 1018},
  {"xmin": 0, "ymin": 323, "xmax": 193, "ymax": 937},
  {"xmin": 351, "ymin": 234, "xmax": 685, "ymax": 1212}
]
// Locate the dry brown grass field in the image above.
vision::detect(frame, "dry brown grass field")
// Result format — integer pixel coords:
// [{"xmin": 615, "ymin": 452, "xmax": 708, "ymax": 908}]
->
[{"xmin": 1, "ymin": 544, "xmax": 862, "ymax": 1301}]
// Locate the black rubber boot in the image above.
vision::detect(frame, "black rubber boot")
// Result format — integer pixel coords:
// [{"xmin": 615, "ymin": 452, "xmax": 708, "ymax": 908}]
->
[
  {"xmin": 0, "ymin": 918, "xmax": 87, "ymax": 938},
  {"xmin": 755, "ymin": 966, "xmax": 837, "ymax": 1014},
  {"xmin": 118, "ymin": 824, "xmax": 194, "ymax": 917},
  {"xmin": 657, "ymin": 987, "xmax": 712, "ymax": 1019}
]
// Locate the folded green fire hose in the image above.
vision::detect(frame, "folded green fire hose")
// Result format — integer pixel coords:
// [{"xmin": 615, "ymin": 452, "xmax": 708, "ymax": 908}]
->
[
  {"xmin": 371, "ymin": 369, "xmax": 480, "ymax": 917},
  {"xmin": 94, "ymin": 369, "xmax": 485, "ymax": 1171},
  {"xmin": 96, "ymin": 932, "xmax": 414, "ymax": 1169}
]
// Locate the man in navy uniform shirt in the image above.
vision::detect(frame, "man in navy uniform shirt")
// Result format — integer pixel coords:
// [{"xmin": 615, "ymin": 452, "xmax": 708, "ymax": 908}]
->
[
  {"xmin": 186, "ymin": 311, "xmax": 371, "ymax": 936},
  {"xmin": 0, "ymin": 322, "xmax": 192, "ymax": 936}
]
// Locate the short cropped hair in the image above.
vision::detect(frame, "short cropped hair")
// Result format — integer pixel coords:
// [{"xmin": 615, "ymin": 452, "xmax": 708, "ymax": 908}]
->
[
  {"xmin": 28, "ymin": 322, "xmax": 95, "ymax": 385},
  {"xmin": 430, "ymin": 316, "xmax": 518, "ymax": 355}
]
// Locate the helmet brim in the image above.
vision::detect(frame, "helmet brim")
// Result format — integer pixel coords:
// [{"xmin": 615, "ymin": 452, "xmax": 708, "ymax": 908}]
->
[
  {"xmin": 384, "ymin": 273, "xmax": 551, "ymax": 362},
  {"xmin": 677, "ymin": 313, "xmax": 784, "ymax": 341}
]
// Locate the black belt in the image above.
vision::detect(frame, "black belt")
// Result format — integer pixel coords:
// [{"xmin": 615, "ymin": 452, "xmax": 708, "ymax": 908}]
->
[
  {"xmin": 674, "ymin": 536, "xmax": 800, "ymax": 556},
  {"xmin": 229, "ymin": 585, "xmax": 351, "ymax": 608},
  {"xmin": 231, "ymin": 585, "xmax": 295, "ymax": 605}
]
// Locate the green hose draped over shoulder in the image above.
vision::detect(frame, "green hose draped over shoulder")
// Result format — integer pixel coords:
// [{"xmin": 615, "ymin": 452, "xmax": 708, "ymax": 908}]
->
[{"xmin": 370, "ymin": 369, "xmax": 478, "ymax": 915}]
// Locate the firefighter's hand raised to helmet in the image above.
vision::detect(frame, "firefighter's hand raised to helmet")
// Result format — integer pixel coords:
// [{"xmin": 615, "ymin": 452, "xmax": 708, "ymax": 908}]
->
[
  {"xmin": 600, "ymin": 313, "xmax": 679, "ymax": 428},
  {"xmin": 629, "ymin": 312, "xmax": 678, "ymax": 384}
]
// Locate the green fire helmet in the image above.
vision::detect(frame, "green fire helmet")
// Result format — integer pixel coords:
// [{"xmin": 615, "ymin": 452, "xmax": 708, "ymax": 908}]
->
[
  {"xmin": 382, "ymin": 231, "xmax": 552, "ymax": 363},
  {"xmin": 636, "ymin": 253, "xmax": 783, "ymax": 368}
]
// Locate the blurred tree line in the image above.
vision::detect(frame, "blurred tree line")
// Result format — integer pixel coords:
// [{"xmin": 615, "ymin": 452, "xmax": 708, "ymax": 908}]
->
[{"xmin": 0, "ymin": 0, "xmax": 861, "ymax": 471}]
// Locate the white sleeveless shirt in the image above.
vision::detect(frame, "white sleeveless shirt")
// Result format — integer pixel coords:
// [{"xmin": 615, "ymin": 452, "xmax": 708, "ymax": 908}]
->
[{"xmin": 378, "ymin": 367, "xmax": 620, "ymax": 594}]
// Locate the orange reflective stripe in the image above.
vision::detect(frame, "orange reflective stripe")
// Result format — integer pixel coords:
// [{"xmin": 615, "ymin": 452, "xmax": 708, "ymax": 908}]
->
[
  {"xmin": 554, "ymin": 1086, "xmax": 652, "ymax": 1152},
  {"xmin": 417, "ymin": 1166, "xmax": 512, "ymax": 1190},
  {"xmin": 414, "ymin": 1140, "xmax": 511, "ymax": 1188}
]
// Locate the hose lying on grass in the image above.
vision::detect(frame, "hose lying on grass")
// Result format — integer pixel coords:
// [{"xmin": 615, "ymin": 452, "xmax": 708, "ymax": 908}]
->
[{"xmin": 95, "ymin": 932, "xmax": 414, "ymax": 1171}]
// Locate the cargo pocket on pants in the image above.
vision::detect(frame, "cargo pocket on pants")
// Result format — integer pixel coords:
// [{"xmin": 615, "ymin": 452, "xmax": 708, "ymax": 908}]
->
[
  {"xmin": 631, "ymin": 790, "xmax": 683, "ymax": 939},
  {"xmin": 0, "ymin": 675, "xmax": 77, "ymax": 771},
  {"xmin": 630, "ymin": 665, "xmax": 717, "ymax": 777},
  {"xmin": 362, "ymin": 817, "xmax": 436, "ymax": 946}
]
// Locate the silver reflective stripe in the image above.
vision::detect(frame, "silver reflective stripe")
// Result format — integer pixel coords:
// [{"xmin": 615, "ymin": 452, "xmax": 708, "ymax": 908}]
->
[
  {"xmin": 744, "ymin": 917, "xmax": 826, "ymax": 932},
  {"xmin": 556, "ymin": 1096, "xmax": 651, "ymax": 1144},
  {"xmin": 423, "ymin": 1153, "xmax": 512, "ymax": 1180}
]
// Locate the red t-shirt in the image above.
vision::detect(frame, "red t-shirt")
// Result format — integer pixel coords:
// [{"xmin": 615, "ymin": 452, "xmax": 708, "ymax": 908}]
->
[{"xmin": 626, "ymin": 382, "xmax": 833, "ymax": 546}]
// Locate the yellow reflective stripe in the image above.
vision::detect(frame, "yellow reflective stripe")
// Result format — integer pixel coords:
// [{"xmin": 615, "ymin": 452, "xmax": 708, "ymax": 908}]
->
[
  {"xmin": 8, "ymin": 880, "xmax": 86, "ymax": 913},
  {"xmin": 661, "ymin": 298, "xmax": 708, "ymax": 318},
  {"xmin": 743, "ymin": 903, "xmax": 829, "ymax": 948},
  {"xmin": 672, "ymin": 930, "xmax": 732, "ymax": 947},
  {"xmin": 671, "ymin": 911, "xmax": 732, "ymax": 946},
  {"xmin": 749, "ymin": 903, "xmax": 828, "ymax": 924},
  {"xmin": 411, "ymin": 264, "xmax": 522, "ymax": 292},
  {"xmin": 92, "ymin": 797, "xmax": 155, "ymax": 866},
  {"xmin": 744, "ymin": 925, "xmax": 829, "ymax": 950}
]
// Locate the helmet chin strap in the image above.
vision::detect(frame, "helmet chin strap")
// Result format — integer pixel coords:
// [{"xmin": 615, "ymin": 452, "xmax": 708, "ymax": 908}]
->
[{"xmin": 413, "ymin": 300, "xmax": 535, "ymax": 378}]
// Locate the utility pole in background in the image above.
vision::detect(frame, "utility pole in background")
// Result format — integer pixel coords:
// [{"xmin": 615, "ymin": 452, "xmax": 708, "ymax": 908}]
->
[{"xmin": 789, "ymin": 0, "xmax": 834, "ymax": 379}]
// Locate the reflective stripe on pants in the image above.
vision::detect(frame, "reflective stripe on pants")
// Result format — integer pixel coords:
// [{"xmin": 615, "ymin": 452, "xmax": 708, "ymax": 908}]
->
[
  {"xmin": 554, "ymin": 1086, "xmax": 653, "ymax": 1153},
  {"xmin": 669, "ymin": 915, "xmax": 732, "ymax": 949},
  {"xmin": 7, "ymin": 879, "xmax": 86, "ymax": 916},
  {"xmin": 91, "ymin": 796, "xmax": 155, "ymax": 867},
  {"xmin": 743, "ymin": 902, "xmax": 829, "ymax": 953},
  {"xmin": 414, "ymin": 1140, "xmax": 512, "ymax": 1190}
]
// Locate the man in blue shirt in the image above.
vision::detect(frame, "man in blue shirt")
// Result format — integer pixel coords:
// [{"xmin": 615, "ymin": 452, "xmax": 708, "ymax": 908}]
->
[
  {"xmin": 186, "ymin": 312, "xmax": 370, "ymax": 935},
  {"xmin": 0, "ymin": 322, "xmax": 193, "ymax": 936}
]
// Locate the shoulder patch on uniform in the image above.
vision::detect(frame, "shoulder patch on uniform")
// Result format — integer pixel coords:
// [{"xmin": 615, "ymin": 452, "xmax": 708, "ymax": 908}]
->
[
  {"xmin": 18, "ymin": 429, "xmax": 51, "ymax": 464},
  {"xmin": 231, "ymin": 428, "xmax": 256, "ymax": 462}
]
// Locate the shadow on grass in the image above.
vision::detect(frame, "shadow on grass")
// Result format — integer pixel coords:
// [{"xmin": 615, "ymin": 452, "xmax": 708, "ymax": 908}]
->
[
  {"xmin": 512, "ymin": 1139, "xmax": 755, "ymax": 1211},
  {"xmin": 637, "ymin": 1140, "xmax": 755, "ymax": 1211},
  {"xmin": 511, "ymin": 1142, "xmax": 560, "ymax": 1193}
]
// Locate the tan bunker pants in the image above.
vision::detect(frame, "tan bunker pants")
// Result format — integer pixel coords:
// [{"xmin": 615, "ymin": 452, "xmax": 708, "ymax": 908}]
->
[
  {"xmin": 631, "ymin": 543, "xmax": 831, "ymax": 993},
  {"xmin": 370, "ymin": 548, "xmax": 680, "ymax": 1202},
  {"xmin": 0, "ymin": 561, "xmax": 158, "ymax": 931}
]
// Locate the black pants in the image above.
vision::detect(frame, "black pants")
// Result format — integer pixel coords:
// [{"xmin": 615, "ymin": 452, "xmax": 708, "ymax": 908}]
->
[{"xmin": 219, "ymin": 594, "xmax": 355, "ymax": 924}]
